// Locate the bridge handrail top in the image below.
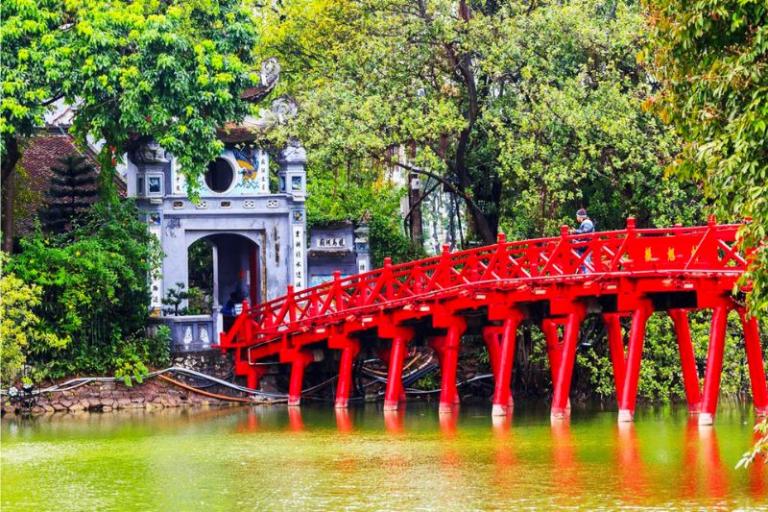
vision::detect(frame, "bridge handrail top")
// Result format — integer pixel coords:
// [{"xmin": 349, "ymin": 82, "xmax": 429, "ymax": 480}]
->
[{"xmin": 248, "ymin": 221, "xmax": 745, "ymax": 316}]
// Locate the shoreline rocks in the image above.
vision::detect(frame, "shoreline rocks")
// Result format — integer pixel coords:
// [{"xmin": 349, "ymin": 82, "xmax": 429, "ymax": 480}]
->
[{"xmin": 1, "ymin": 377, "xmax": 277, "ymax": 417}]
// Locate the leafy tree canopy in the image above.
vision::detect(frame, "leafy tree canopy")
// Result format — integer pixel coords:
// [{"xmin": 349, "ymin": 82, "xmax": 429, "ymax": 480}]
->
[
  {"xmin": 643, "ymin": 0, "xmax": 768, "ymax": 314},
  {"xmin": 2, "ymin": 0, "xmax": 263, "ymax": 196},
  {"xmin": 0, "ymin": 0, "xmax": 62, "ymax": 159},
  {"xmin": 259, "ymin": 0, "xmax": 700, "ymax": 245}
]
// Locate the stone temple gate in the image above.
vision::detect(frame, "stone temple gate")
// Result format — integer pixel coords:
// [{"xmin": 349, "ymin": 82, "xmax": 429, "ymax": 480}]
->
[{"xmin": 126, "ymin": 139, "xmax": 307, "ymax": 351}]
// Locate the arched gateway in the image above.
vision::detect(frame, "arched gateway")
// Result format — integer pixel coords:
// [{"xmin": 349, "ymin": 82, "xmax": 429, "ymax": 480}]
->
[{"xmin": 126, "ymin": 140, "xmax": 308, "ymax": 351}]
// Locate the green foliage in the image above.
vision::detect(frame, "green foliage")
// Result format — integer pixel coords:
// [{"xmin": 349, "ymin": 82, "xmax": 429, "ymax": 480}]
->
[
  {"xmin": 0, "ymin": 0, "xmax": 63, "ymax": 158},
  {"xmin": 55, "ymin": 0, "xmax": 261, "ymax": 195},
  {"xmin": 188, "ymin": 238, "xmax": 213, "ymax": 296},
  {"xmin": 40, "ymin": 154, "xmax": 98, "ymax": 234},
  {"xmin": 738, "ymin": 418, "xmax": 768, "ymax": 469},
  {"xmin": 0, "ymin": 255, "xmax": 67, "ymax": 385},
  {"xmin": 162, "ymin": 283, "xmax": 210, "ymax": 316},
  {"xmin": 489, "ymin": 0, "xmax": 701, "ymax": 237},
  {"xmin": 259, "ymin": 0, "xmax": 701, "ymax": 245},
  {"xmin": 644, "ymin": 0, "xmax": 768, "ymax": 314},
  {"xmin": 2, "ymin": 0, "xmax": 262, "ymax": 198},
  {"xmin": 7, "ymin": 199, "xmax": 163, "ymax": 381}
]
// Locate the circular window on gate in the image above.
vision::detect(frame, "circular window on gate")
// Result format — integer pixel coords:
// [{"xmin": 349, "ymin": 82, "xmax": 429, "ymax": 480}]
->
[{"xmin": 204, "ymin": 158, "xmax": 235, "ymax": 193}]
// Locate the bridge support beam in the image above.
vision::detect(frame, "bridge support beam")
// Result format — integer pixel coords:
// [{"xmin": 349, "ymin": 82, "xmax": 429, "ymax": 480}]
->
[
  {"xmin": 234, "ymin": 348, "xmax": 266, "ymax": 390},
  {"xmin": 431, "ymin": 318, "xmax": 467, "ymax": 413},
  {"xmin": 542, "ymin": 319, "xmax": 571, "ymax": 413},
  {"xmin": 383, "ymin": 329, "xmax": 413, "ymax": 411},
  {"xmin": 492, "ymin": 309, "xmax": 525, "ymax": 416},
  {"xmin": 334, "ymin": 340, "xmax": 360, "ymax": 409},
  {"xmin": 699, "ymin": 306, "xmax": 729, "ymax": 425},
  {"xmin": 603, "ymin": 313, "xmax": 626, "ymax": 402},
  {"xmin": 482, "ymin": 327, "xmax": 502, "ymax": 380},
  {"xmin": 551, "ymin": 306, "xmax": 586, "ymax": 420},
  {"xmin": 288, "ymin": 351, "xmax": 314, "ymax": 407},
  {"xmin": 739, "ymin": 309, "xmax": 768, "ymax": 417},
  {"xmin": 618, "ymin": 303, "xmax": 652, "ymax": 423},
  {"xmin": 669, "ymin": 309, "xmax": 702, "ymax": 413},
  {"xmin": 483, "ymin": 325, "xmax": 516, "ymax": 410}
]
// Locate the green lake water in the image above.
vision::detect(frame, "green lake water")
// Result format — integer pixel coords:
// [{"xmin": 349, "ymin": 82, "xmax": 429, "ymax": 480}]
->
[{"xmin": 1, "ymin": 403, "xmax": 766, "ymax": 511}]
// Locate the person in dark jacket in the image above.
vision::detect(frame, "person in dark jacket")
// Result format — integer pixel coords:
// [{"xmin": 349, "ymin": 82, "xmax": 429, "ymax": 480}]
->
[{"xmin": 571, "ymin": 208, "xmax": 595, "ymax": 273}]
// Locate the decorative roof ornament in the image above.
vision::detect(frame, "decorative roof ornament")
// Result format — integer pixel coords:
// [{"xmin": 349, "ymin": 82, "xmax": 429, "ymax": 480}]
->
[
  {"xmin": 279, "ymin": 138, "xmax": 306, "ymax": 165},
  {"xmin": 132, "ymin": 139, "xmax": 170, "ymax": 164},
  {"xmin": 270, "ymin": 96, "xmax": 299, "ymax": 124},
  {"xmin": 240, "ymin": 58, "xmax": 281, "ymax": 103}
]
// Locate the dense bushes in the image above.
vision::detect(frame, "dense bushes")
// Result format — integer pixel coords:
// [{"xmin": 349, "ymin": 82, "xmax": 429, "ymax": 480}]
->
[{"xmin": 4, "ymin": 199, "xmax": 168, "ymax": 384}]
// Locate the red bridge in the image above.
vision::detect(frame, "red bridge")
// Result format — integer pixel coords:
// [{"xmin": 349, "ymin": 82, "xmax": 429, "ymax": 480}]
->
[{"xmin": 218, "ymin": 217, "xmax": 767, "ymax": 425}]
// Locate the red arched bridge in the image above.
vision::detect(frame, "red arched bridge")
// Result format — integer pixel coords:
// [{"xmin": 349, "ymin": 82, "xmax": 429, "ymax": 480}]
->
[{"xmin": 217, "ymin": 217, "xmax": 767, "ymax": 425}]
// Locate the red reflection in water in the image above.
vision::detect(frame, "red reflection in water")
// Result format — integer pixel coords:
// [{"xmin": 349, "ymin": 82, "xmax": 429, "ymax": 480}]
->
[
  {"xmin": 236, "ymin": 409, "xmax": 259, "ymax": 433},
  {"xmin": 491, "ymin": 413, "xmax": 517, "ymax": 491},
  {"xmin": 335, "ymin": 408, "xmax": 353, "ymax": 433},
  {"xmin": 748, "ymin": 422, "xmax": 767, "ymax": 499},
  {"xmin": 681, "ymin": 418, "xmax": 728, "ymax": 500},
  {"xmin": 551, "ymin": 419, "xmax": 580, "ymax": 500},
  {"xmin": 288, "ymin": 407, "xmax": 304, "ymax": 432},
  {"xmin": 384, "ymin": 408, "xmax": 405, "ymax": 434},
  {"xmin": 615, "ymin": 423, "xmax": 648, "ymax": 502},
  {"xmin": 439, "ymin": 409, "xmax": 459, "ymax": 438},
  {"xmin": 438, "ymin": 409, "xmax": 462, "ymax": 470}
]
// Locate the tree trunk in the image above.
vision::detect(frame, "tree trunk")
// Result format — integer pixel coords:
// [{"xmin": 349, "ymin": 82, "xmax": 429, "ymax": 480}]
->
[
  {"xmin": 1, "ymin": 136, "xmax": 20, "ymax": 253},
  {"xmin": 408, "ymin": 172, "xmax": 424, "ymax": 248}
]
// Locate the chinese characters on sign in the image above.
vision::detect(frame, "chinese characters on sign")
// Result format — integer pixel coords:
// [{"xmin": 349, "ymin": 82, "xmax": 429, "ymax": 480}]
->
[
  {"xmin": 317, "ymin": 237, "xmax": 346, "ymax": 248},
  {"xmin": 291, "ymin": 214, "xmax": 306, "ymax": 290}
]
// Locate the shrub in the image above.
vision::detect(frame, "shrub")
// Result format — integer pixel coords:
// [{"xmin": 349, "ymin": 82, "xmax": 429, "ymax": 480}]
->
[{"xmin": 7, "ymin": 199, "xmax": 164, "ymax": 382}]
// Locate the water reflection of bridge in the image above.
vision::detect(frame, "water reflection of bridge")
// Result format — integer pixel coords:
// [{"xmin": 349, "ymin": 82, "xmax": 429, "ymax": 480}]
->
[{"xmin": 233, "ymin": 407, "xmax": 766, "ymax": 505}]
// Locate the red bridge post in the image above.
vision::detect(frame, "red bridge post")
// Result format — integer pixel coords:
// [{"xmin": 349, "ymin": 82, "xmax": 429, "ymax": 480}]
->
[
  {"xmin": 551, "ymin": 306, "xmax": 586, "ymax": 420},
  {"xmin": 739, "ymin": 309, "xmax": 768, "ymax": 416},
  {"xmin": 699, "ymin": 305, "xmax": 729, "ymax": 425},
  {"xmin": 603, "ymin": 313, "xmax": 626, "ymax": 401},
  {"xmin": 618, "ymin": 302, "xmax": 652, "ymax": 422},
  {"xmin": 334, "ymin": 337, "xmax": 360, "ymax": 409},
  {"xmin": 492, "ymin": 309, "xmax": 525, "ymax": 416},
  {"xmin": 542, "ymin": 318, "xmax": 571, "ymax": 413},
  {"xmin": 482, "ymin": 326, "xmax": 503, "ymax": 392},
  {"xmin": 288, "ymin": 351, "xmax": 314, "ymax": 407},
  {"xmin": 432, "ymin": 314, "xmax": 467, "ymax": 413},
  {"xmin": 668, "ymin": 309, "xmax": 702, "ymax": 413},
  {"xmin": 381, "ymin": 326, "xmax": 414, "ymax": 411}
]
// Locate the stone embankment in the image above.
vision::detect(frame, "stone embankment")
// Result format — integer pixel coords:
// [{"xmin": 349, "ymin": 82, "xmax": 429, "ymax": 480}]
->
[{"xmin": 1, "ymin": 376, "xmax": 275, "ymax": 417}]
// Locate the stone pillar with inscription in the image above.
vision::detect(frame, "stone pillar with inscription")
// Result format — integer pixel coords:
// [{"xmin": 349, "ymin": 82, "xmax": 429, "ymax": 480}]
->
[{"xmin": 279, "ymin": 140, "xmax": 308, "ymax": 290}]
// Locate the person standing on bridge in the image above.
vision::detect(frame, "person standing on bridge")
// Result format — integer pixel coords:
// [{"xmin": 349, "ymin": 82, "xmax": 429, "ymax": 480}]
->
[{"xmin": 571, "ymin": 208, "xmax": 595, "ymax": 273}]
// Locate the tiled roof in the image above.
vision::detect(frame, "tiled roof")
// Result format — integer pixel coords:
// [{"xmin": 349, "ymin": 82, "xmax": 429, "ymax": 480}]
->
[{"xmin": 13, "ymin": 131, "xmax": 126, "ymax": 236}]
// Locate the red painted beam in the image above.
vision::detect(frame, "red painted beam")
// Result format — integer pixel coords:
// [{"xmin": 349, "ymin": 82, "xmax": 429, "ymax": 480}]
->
[{"xmin": 699, "ymin": 306, "xmax": 729, "ymax": 425}]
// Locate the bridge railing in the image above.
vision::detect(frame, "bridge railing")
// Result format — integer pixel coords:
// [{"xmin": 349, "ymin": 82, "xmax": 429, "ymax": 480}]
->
[{"xmin": 219, "ymin": 219, "xmax": 746, "ymax": 348}]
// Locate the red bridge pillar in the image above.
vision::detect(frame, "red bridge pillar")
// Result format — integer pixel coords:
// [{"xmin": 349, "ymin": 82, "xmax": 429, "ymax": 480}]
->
[
  {"xmin": 287, "ymin": 351, "xmax": 314, "ymax": 407},
  {"xmin": 431, "ymin": 316, "xmax": 467, "ymax": 413},
  {"xmin": 482, "ymin": 326, "xmax": 503, "ymax": 381},
  {"xmin": 668, "ymin": 309, "xmax": 702, "ymax": 413},
  {"xmin": 603, "ymin": 313, "xmax": 626, "ymax": 402},
  {"xmin": 542, "ymin": 318, "xmax": 572, "ymax": 413},
  {"xmin": 333, "ymin": 337, "xmax": 360, "ymax": 409},
  {"xmin": 739, "ymin": 309, "xmax": 768, "ymax": 417},
  {"xmin": 551, "ymin": 305, "xmax": 586, "ymax": 420},
  {"xmin": 380, "ymin": 326, "xmax": 414, "ymax": 411},
  {"xmin": 699, "ymin": 305, "xmax": 729, "ymax": 425},
  {"xmin": 492, "ymin": 309, "xmax": 525, "ymax": 416},
  {"xmin": 618, "ymin": 302, "xmax": 653, "ymax": 422}
]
